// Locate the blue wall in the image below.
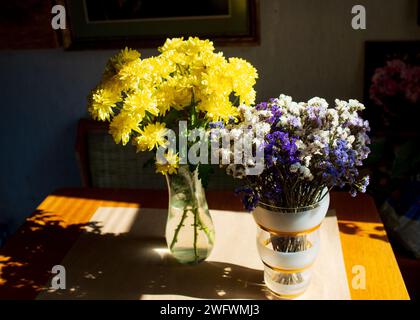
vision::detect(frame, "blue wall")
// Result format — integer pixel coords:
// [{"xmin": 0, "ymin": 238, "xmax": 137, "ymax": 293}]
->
[{"xmin": 0, "ymin": 50, "xmax": 118, "ymax": 231}]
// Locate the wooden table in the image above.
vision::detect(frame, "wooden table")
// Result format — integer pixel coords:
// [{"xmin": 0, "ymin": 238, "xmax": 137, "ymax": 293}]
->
[{"xmin": 0, "ymin": 188, "xmax": 410, "ymax": 300}]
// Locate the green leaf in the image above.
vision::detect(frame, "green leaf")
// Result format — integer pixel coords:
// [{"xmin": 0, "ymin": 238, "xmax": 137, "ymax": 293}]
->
[
  {"xmin": 161, "ymin": 109, "xmax": 182, "ymax": 126},
  {"xmin": 190, "ymin": 103, "xmax": 197, "ymax": 128}
]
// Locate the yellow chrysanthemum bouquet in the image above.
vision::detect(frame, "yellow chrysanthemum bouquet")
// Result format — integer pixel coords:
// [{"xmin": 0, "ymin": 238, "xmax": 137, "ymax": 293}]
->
[
  {"xmin": 87, "ymin": 37, "xmax": 258, "ymax": 264},
  {"xmin": 88, "ymin": 37, "xmax": 257, "ymax": 175}
]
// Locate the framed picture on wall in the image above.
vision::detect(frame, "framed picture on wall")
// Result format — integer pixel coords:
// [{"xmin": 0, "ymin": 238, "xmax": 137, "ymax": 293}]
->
[{"xmin": 61, "ymin": 0, "xmax": 260, "ymax": 49}]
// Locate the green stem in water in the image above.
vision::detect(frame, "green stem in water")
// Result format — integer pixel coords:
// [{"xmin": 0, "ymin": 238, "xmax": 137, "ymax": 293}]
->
[
  {"xmin": 170, "ymin": 207, "xmax": 188, "ymax": 250},
  {"xmin": 197, "ymin": 213, "xmax": 214, "ymax": 245},
  {"xmin": 193, "ymin": 207, "xmax": 198, "ymax": 262}
]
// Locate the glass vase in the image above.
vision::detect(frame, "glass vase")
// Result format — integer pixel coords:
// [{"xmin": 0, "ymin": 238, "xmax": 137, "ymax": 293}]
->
[{"xmin": 165, "ymin": 165, "xmax": 215, "ymax": 264}]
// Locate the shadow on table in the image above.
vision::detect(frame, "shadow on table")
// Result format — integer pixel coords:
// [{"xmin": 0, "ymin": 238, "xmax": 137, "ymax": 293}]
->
[
  {"xmin": 1, "ymin": 209, "xmax": 268, "ymax": 300},
  {"xmin": 0, "ymin": 210, "xmax": 102, "ymax": 299},
  {"xmin": 38, "ymin": 235, "xmax": 267, "ymax": 300},
  {"xmin": 337, "ymin": 221, "xmax": 389, "ymax": 242}
]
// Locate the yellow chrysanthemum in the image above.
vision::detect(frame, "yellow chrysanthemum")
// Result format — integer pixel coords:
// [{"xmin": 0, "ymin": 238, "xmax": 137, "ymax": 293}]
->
[
  {"xmin": 134, "ymin": 122, "xmax": 168, "ymax": 151},
  {"xmin": 107, "ymin": 47, "xmax": 140, "ymax": 73},
  {"xmin": 183, "ymin": 37, "xmax": 215, "ymax": 57},
  {"xmin": 109, "ymin": 111, "xmax": 141, "ymax": 145},
  {"xmin": 155, "ymin": 149, "xmax": 179, "ymax": 175},
  {"xmin": 118, "ymin": 56, "xmax": 175, "ymax": 90},
  {"xmin": 199, "ymin": 95, "xmax": 239, "ymax": 122},
  {"xmin": 88, "ymin": 83, "xmax": 121, "ymax": 121},
  {"xmin": 228, "ymin": 57, "xmax": 258, "ymax": 105},
  {"xmin": 155, "ymin": 81, "xmax": 176, "ymax": 115},
  {"xmin": 160, "ymin": 36, "xmax": 212, "ymax": 52},
  {"xmin": 156, "ymin": 76, "xmax": 193, "ymax": 111},
  {"xmin": 173, "ymin": 87, "xmax": 193, "ymax": 111},
  {"xmin": 160, "ymin": 37, "xmax": 215, "ymax": 68},
  {"xmin": 123, "ymin": 90, "xmax": 159, "ymax": 119},
  {"xmin": 117, "ymin": 59, "xmax": 142, "ymax": 90},
  {"xmin": 201, "ymin": 66, "xmax": 232, "ymax": 97},
  {"xmin": 142, "ymin": 56, "xmax": 175, "ymax": 84},
  {"xmin": 159, "ymin": 37, "xmax": 185, "ymax": 53}
]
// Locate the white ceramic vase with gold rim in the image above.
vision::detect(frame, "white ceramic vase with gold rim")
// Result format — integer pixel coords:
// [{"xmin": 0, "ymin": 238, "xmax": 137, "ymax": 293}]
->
[
  {"xmin": 253, "ymin": 192, "xmax": 330, "ymax": 233},
  {"xmin": 252, "ymin": 192, "xmax": 330, "ymax": 298}
]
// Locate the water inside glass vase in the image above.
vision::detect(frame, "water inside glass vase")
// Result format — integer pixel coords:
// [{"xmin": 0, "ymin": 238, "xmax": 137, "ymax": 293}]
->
[{"xmin": 165, "ymin": 165, "xmax": 215, "ymax": 264}]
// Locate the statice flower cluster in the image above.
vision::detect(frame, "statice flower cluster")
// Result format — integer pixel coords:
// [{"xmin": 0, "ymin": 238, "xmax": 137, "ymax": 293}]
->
[
  {"xmin": 210, "ymin": 105, "xmax": 272, "ymax": 180},
  {"xmin": 230, "ymin": 94, "xmax": 371, "ymax": 211}
]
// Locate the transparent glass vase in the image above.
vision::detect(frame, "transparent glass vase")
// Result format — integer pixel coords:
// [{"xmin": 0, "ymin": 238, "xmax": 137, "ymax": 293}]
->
[{"xmin": 165, "ymin": 165, "xmax": 215, "ymax": 264}]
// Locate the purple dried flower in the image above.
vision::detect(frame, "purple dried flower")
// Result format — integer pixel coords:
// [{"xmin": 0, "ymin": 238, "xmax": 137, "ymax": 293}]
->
[{"xmin": 209, "ymin": 121, "xmax": 225, "ymax": 129}]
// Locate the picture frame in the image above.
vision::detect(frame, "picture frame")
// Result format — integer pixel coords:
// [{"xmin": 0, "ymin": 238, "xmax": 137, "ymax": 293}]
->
[{"xmin": 61, "ymin": 0, "xmax": 260, "ymax": 49}]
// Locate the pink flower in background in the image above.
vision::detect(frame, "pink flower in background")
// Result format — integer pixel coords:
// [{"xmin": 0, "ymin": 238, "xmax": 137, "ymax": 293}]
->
[
  {"xmin": 402, "ymin": 65, "xmax": 420, "ymax": 103},
  {"xmin": 369, "ymin": 59, "xmax": 420, "ymax": 109}
]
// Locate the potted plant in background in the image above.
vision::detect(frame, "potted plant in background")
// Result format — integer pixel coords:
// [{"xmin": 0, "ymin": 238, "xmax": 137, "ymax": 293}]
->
[
  {"xmin": 225, "ymin": 95, "xmax": 371, "ymax": 298},
  {"xmin": 87, "ymin": 37, "xmax": 258, "ymax": 264}
]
